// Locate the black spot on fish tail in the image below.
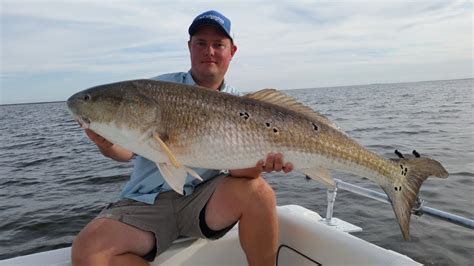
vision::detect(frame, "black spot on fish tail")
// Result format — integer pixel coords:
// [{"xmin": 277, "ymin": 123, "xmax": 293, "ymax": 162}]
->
[
  {"xmin": 382, "ymin": 157, "xmax": 448, "ymax": 240},
  {"xmin": 400, "ymin": 165, "xmax": 408, "ymax": 176},
  {"xmin": 412, "ymin": 150, "xmax": 421, "ymax": 158},
  {"xmin": 395, "ymin": 150, "xmax": 404, "ymax": 158}
]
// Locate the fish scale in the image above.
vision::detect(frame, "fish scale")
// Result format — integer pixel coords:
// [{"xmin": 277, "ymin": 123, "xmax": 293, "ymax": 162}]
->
[{"xmin": 67, "ymin": 79, "xmax": 448, "ymax": 240}]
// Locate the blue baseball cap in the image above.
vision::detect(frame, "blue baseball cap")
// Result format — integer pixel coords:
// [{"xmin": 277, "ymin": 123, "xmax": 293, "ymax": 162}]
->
[{"xmin": 188, "ymin": 10, "xmax": 233, "ymax": 41}]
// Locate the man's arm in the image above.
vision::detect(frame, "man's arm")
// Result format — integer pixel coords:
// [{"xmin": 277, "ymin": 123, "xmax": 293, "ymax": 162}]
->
[
  {"xmin": 229, "ymin": 153, "xmax": 293, "ymax": 178},
  {"xmin": 84, "ymin": 129, "xmax": 134, "ymax": 162}
]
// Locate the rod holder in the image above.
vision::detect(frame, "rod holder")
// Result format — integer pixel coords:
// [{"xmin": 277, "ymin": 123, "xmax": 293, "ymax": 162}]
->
[{"xmin": 324, "ymin": 187, "xmax": 338, "ymax": 225}]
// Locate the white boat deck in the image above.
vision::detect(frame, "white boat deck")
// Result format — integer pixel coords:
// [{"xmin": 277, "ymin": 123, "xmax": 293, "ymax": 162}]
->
[{"xmin": 1, "ymin": 205, "xmax": 421, "ymax": 266}]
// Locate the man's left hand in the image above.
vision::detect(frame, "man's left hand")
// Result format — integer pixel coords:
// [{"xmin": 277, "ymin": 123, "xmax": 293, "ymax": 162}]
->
[
  {"xmin": 256, "ymin": 152, "xmax": 293, "ymax": 173},
  {"xmin": 229, "ymin": 153, "xmax": 293, "ymax": 178}
]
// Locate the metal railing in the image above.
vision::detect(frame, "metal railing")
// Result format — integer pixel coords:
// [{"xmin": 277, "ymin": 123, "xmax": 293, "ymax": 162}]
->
[{"xmin": 323, "ymin": 178, "xmax": 474, "ymax": 230}]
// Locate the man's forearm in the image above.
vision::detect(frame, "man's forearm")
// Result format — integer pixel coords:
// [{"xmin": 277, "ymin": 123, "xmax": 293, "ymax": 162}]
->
[{"xmin": 99, "ymin": 144, "xmax": 134, "ymax": 162}]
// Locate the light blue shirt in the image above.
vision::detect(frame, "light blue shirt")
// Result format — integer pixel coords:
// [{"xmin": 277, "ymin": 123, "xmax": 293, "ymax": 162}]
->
[{"xmin": 119, "ymin": 71, "xmax": 239, "ymax": 204}]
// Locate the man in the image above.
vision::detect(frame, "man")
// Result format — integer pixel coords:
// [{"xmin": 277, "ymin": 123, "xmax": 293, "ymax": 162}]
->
[{"xmin": 72, "ymin": 10, "xmax": 293, "ymax": 266}]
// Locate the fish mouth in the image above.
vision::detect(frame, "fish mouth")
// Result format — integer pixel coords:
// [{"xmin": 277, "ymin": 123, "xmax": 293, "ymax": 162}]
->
[{"xmin": 75, "ymin": 115, "xmax": 91, "ymax": 129}]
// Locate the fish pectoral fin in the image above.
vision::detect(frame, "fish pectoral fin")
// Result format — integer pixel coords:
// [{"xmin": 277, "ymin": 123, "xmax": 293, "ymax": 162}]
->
[
  {"xmin": 156, "ymin": 163, "xmax": 187, "ymax": 195},
  {"xmin": 153, "ymin": 133, "xmax": 181, "ymax": 168},
  {"xmin": 183, "ymin": 166, "xmax": 203, "ymax": 181},
  {"xmin": 155, "ymin": 163, "xmax": 205, "ymax": 195},
  {"xmin": 301, "ymin": 167, "xmax": 336, "ymax": 188}
]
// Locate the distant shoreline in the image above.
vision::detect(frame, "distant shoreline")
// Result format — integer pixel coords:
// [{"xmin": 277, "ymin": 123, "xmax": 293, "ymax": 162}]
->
[
  {"xmin": 0, "ymin": 100, "xmax": 65, "ymax": 107},
  {"xmin": 291, "ymin": 77, "xmax": 474, "ymax": 92}
]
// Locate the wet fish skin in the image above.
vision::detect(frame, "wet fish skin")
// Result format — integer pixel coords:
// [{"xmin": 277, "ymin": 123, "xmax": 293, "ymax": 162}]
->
[{"xmin": 67, "ymin": 79, "xmax": 449, "ymax": 240}]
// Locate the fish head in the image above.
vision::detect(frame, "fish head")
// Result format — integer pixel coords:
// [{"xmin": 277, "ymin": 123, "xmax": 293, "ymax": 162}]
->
[
  {"xmin": 67, "ymin": 80, "xmax": 163, "ymax": 132},
  {"xmin": 67, "ymin": 87, "xmax": 101, "ymax": 129}
]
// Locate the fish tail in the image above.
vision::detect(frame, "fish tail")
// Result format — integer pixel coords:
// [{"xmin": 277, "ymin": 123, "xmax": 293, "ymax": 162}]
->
[{"xmin": 381, "ymin": 157, "xmax": 448, "ymax": 240}]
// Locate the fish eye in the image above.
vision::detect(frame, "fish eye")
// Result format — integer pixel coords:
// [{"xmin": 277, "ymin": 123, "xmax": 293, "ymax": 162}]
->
[{"xmin": 83, "ymin": 94, "xmax": 91, "ymax": 101}]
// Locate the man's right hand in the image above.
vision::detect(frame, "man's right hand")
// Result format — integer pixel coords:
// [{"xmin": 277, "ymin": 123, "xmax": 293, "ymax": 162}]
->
[
  {"xmin": 83, "ymin": 129, "xmax": 134, "ymax": 162},
  {"xmin": 85, "ymin": 129, "xmax": 113, "ymax": 150}
]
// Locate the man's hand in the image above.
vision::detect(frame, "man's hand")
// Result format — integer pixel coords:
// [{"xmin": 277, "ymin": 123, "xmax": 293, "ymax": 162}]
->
[
  {"xmin": 229, "ymin": 153, "xmax": 294, "ymax": 179},
  {"xmin": 257, "ymin": 152, "xmax": 293, "ymax": 173},
  {"xmin": 85, "ymin": 129, "xmax": 113, "ymax": 150},
  {"xmin": 83, "ymin": 128, "xmax": 134, "ymax": 162}
]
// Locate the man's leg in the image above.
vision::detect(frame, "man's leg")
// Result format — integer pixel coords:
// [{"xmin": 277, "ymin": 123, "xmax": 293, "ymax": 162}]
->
[
  {"xmin": 205, "ymin": 176, "xmax": 278, "ymax": 266},
  {"xmin": 71, "ymin": 218, "xmax": 155, "ymax": 266}
]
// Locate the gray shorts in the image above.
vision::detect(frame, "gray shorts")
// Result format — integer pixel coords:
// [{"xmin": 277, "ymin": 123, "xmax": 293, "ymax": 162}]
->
[{"xmin": 96, "ymin": 174, "xmax": 235, "ymax": 258}]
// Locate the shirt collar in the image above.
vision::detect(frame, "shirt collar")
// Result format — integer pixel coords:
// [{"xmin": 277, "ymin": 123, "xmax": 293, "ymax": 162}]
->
[{"xmin": 185, "ymin": 71, "xmax": 226, "ymax": 91}]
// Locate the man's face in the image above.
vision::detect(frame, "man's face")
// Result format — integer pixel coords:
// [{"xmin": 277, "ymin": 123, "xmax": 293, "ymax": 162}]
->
[{"xmin": 188, "ymin": 25, "xmax": 237, "ymax": 83}]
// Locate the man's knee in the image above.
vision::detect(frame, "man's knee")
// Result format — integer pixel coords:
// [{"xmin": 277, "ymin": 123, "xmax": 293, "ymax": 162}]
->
[
  {"xmin": 71, "ymin": 218, "xmax": 155, "ymax": 265},
  {"xmin": 71, "ymin": 219, "xmax": 115, "ymax": 265},
  {"xmin": 238, "ymin": 177, "xmax": 276, "ymax": 207},
  {"xmin": 71, "ymin": 232, "xmax": 96, "ymax": 265},
  {"xmin": 71, "ymin": 226, "xmax": 104, "ymax": 265}
]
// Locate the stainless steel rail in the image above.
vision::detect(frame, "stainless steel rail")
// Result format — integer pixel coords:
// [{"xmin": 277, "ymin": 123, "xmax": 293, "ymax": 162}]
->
[{"xmin": 323, "ymin": 178, "xmax": 474, "ymax": 230}]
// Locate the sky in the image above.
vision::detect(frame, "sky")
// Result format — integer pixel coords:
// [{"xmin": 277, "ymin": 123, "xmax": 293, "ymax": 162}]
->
[{"xmin": 0, "ymin": 0, "xmax": 472, "ymax": 104}]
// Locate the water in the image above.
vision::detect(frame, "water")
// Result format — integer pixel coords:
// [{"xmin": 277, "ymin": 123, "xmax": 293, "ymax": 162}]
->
[{"xmin": 1, "ymin": 79, "xmax": 473, "ymax": 265}]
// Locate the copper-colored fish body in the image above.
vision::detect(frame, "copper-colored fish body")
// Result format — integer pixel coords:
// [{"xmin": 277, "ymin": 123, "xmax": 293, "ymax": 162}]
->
[{"xmin": 67, "ymin": 79, "xmax": 448, "ymax": 240}]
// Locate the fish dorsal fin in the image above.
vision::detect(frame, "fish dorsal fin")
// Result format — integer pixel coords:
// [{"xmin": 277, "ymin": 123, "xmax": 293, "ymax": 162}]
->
[{"xmin": 245, "ymin": 89, "xmax": 342, "ymax": 132}]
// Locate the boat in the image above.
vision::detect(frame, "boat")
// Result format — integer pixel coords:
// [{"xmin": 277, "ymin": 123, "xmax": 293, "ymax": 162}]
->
[
  {"xmin": 3, "ymin": 180, "xmax": 472, "ymax": 265},
  {"xmin": 1, "ymin": 206, "xmax": 420, "ymax": 265}
]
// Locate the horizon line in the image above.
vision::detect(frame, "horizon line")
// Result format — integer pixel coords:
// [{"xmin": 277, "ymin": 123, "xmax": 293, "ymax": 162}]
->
[{"xmin": 1, "ymin": 77, "xmax": 472, "ymax": 106}]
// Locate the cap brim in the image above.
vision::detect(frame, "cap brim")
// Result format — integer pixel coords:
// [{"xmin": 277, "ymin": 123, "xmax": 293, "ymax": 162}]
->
[{"xmin": 189, "ymin": 19, "xmax": 232, "ymax": 40}]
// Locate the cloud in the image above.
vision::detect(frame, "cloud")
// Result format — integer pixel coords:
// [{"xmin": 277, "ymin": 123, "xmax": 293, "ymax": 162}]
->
[{"xmin": 0, "ymin": 0, "xmax": 472, "ymax": 104}]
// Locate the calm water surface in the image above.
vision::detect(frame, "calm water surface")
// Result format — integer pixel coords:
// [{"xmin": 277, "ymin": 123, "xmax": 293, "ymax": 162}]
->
[{"xmin": 0, "ymin": 79, "xmax": 473, "ymax": 265}]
